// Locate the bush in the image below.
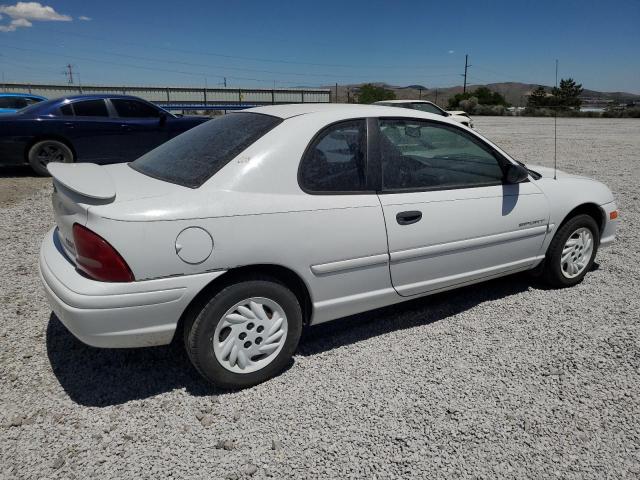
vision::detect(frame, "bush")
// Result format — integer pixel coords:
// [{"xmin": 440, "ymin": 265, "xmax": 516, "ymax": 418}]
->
[{"xmin": 357, "ymin": 84, "xmax": 395, "ymax": 104}]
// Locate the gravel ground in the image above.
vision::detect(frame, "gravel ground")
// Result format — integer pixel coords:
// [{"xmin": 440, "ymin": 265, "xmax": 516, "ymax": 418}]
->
[{"xmin": 1, "ymin": 117, "xmax": 639, "ymax": 479}]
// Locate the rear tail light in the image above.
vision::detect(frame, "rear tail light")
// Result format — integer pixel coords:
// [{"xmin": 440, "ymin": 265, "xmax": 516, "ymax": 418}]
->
[
  {"xmin": 609, "ymin": 210, "xmax": 618, "ymax": 220},
  {"xmin": 72, "ymin": 224, "xmax": 134, "ymax": 282}
]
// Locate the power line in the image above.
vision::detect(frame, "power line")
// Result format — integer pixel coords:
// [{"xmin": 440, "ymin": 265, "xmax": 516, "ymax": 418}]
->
[
  {"xmin": 6, "ymin": 37, "xmax": 462, "ymax": 82},
  {"xmin": 36, "ymin": 25, "xmax": 458, "ymax": 71}
]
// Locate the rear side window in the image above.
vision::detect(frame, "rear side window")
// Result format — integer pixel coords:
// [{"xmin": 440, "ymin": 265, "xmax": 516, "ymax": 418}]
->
[
  {"xmin": 112, "ymin": 99, "xmax": 160, "ymax": 118},
  {"xmin": 299, "ymin": 119, "xmax": 367, "ymax": 193},
  {"xmin": 72, "ymin": 100, "xmax": 109, "ymax": 117},
  {"xmin": 60, "ymin": 104, "xmax": 73, "ymax": 116},
  {"xmin": 130, "ymin": 113, "xmax": 282, "ymax": 188}
]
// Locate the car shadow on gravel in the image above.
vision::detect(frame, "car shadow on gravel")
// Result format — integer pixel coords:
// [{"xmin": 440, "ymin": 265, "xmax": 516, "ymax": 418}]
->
[
  {"xmin": 47, "ymin": 274, "xmax": 534, "ymax": 407},
  {"xmin": 0, "ymin": 166, "xmax": 37, "ymax": 177},
  {"xmin": 45, "ymin": 313, "xmax": 227, "ymax": 406},
  {"xmin": 298, "ymin": 274, "xmax": 533, "ymax": 356}
]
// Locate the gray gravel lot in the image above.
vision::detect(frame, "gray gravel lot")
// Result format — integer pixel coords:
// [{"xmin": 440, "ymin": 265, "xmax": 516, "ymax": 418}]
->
[{"xmin": 1, "ymin": 117, "xmax": 639, "ymax": 479}]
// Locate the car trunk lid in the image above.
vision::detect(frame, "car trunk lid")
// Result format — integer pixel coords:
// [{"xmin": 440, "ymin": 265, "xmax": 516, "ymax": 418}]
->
[{"xmin": 48, "ymin": 162, "xmax": 182, "ymax": 261}]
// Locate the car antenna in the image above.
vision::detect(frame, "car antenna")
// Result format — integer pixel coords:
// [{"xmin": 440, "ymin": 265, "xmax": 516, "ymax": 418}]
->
[{"xmin": 554, "ymin": 59, "xmax": 558, "ymax": 180}]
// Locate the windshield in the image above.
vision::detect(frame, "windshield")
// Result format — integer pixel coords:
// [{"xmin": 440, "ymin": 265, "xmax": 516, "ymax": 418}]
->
[
  {"xmin": 130, "ymin": 112, "xmax": 282, "ymax": 188},
  {"xmin": 408, "ymin": 102, "xmax": 446, "ymax": 115}
]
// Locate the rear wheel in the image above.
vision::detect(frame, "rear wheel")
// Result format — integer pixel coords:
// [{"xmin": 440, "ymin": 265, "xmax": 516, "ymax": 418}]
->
[
  {"xmin": 542, "ymin": 214, "xmax": 599, "ymax": 288},
  {"xmin": 184, "ymin": 279, "xmax": 302, "ymax": 389},
  {"xmin": 28, "ymin": 140, "xmax": 74, "ymax": 176}
]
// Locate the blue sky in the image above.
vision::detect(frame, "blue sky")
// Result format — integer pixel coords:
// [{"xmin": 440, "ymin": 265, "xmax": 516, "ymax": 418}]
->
[{"xmin": 0, "ymin": 0, "xmax": 638, "ymax": 93}]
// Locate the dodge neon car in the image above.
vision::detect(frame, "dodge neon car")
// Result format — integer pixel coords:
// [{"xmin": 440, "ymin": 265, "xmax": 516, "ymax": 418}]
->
[{"xmin": 39, "ymin": 104, "xmax": 618, "ymax": 388}]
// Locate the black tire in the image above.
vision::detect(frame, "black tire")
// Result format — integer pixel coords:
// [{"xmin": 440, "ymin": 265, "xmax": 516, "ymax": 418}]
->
[
  {"xmin": 28, "ymin": 140, "xmax": 74, "ymax": 176},
  {"xmin": 184, "ymin": 279, "xmax": 302, "ymax": 389},
  {"xmin": 542, "ymin": 214, "xmax": 600, "ymax": 288}
]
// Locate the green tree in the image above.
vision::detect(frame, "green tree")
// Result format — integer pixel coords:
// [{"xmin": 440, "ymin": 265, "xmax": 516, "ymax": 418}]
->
[
  {"xmin": 447, "ymin": 92, "xmax": 471, "ymax": 109},
  {"xmin": 357, "ymin": 84, "xmax": 396, "ymax": 104},
  {"xmin": 527, "ymin": 86, "xmax": 548, "ymax": 108},
  {"xmin": 552, "ymin": 78, "xmax": 583, "ymax": 109},
  {"xmin": 448, "ymin": 87, "xmax": 508, "ymax": 109}
]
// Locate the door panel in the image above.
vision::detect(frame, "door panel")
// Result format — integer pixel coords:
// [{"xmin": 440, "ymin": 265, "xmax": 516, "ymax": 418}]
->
[
  {"xmin": 381, "ymin": 183, "xmax": 549, "ymax": 296},
  {"xmin": 375, "ymin": 117, "xmax": 550, "ymax": 296},
  {"xmin": 65, "ymin": 118, "xmax": 124, "ymax": 163},
  {"xmin": 110, "ymin": 99, "xmax": 168, "ymax": 160}
]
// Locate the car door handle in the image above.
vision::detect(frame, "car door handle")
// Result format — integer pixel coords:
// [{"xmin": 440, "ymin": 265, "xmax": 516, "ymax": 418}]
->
[
  {"xmin": 396, "ymin": 210, "xmax": 422, "ymax": 225},
  {"xmin": 64, "ymin": 122, "xmax": 74, "ymax": 129},
  {"xmin": 120, "ymin": 124, "xmax": 133, "ymax": 131}
]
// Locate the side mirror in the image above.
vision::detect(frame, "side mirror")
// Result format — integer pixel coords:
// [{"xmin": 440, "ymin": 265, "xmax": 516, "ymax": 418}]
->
[
  {"xmin": 159, "ymin": 113, "xmax": 167, "ymax": 126},
  {"xmin": 505, "ymin": 163, "xmax": 529, "ymax": 184}
]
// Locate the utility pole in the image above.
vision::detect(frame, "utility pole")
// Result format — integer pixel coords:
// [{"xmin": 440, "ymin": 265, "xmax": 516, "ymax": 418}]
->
[
  {"xmin": 418, "ymin": 87, "xmax": 422, "ymax": 99},
  {"xmin": 335, "ymin": 82, "xmax": 338, "ymax": 103},
  {"xmin": 223, "ymin": 77, "xmax": 227, "ymax": 88},
  {"xmin": 435, "ymin": 88, "xmax": 438, "ymax": 105},
  {"xmin": 64, "ymin": 64, "xmax": 74, "ymax": 84},
  {"xmin": 462, "ymin": 54, "xmax": 470, "ymax": 93}
]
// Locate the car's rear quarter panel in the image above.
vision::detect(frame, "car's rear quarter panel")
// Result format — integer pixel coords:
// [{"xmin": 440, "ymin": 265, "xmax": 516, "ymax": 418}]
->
[{"xmin": 89, "ymin": 112, "xmax": 396, "ymax": 323}]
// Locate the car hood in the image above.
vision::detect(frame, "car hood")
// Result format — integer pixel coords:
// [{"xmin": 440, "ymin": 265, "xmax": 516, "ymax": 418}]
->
[{"xmin": 527, "ymin": 164, "xmax": 591, "ymax": 180}]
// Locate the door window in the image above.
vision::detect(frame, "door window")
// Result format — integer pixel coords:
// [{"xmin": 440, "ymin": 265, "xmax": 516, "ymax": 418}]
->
[
  {"xmin": 379, "ymin": 119, "xmax": 504, "ymax": 191},
  {"xmin": 299, "ymin": 120, "xmax": 367, "ymax": 193},
  {"xmin": 112, "ymin": 99, "xmax": 160, "ymax": 118},
  {"xmin": 72, "ymin": 99, "xmax": 109, "ymax": 117}
]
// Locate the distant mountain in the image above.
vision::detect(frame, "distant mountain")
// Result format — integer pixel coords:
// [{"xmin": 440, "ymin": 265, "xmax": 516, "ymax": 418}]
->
[{"xmin": 323, "ymin": 82, "xmax": 640, "ymax": 107}]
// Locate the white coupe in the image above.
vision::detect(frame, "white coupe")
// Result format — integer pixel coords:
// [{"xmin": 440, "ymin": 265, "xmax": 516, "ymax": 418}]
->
[{"xmin": 39, "ymin": 104, "xmax": 618, "ymax": 388}]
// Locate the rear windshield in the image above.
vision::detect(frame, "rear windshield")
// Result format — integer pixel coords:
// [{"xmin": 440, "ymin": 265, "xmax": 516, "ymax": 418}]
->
[{"xmin": 130, "ymin": 112, "xmax": 282, "ymax": 188}]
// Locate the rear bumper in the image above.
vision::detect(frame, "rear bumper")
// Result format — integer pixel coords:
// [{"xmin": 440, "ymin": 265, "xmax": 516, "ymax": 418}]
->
[{"xmin": 39, "ymin": 227, "xmax": 225, "ymax": 348}]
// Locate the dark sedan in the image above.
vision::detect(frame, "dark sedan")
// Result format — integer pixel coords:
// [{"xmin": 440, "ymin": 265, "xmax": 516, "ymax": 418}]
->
[{"xmin": 0, "ymin": 94, "xmax": 210, "ymax": 175}]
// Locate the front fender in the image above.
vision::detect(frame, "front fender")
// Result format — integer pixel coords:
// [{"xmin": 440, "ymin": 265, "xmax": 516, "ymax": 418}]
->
[{"xmin": 536, "ymin": 176, "xmax": 616, "ymax": 249}]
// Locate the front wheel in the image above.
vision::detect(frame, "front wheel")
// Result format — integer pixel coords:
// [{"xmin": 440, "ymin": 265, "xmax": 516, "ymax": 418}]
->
[
  {"xmin": 542, "ymin": 214, "xmax": 600, "ymax": 288},
  {"xmin": 184, "ymin": 279, "xmax": 302, "ymax": 389},
  {"xmin": 28, "ymin": 140, "xmax": 74, "ymax": 176}
]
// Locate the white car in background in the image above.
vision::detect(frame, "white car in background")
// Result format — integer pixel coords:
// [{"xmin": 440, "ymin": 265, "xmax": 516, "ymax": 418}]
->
[
  {"xmin": 39, "ymin": 104, "xmax": 617, "ymax": 388},
  {"xmin": 375, "ymin": 99, "xmax": 474, "ymax": 128}
]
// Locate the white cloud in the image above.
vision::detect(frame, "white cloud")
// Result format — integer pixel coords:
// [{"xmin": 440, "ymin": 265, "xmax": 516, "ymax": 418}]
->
[
  {"xmin": 0, "ymin": 2, "xmax": 72, "ymax": 31},
  {"xmin": 448, "ymin": 50, "xmax": 455, "ymax": 54},
  {"xmin": 0, "ymin": 16, "xmax": 30, "ymax": 31},
  {"xmin": 78, "ymin": 15, "xmax": 91, "ymax": 21}
]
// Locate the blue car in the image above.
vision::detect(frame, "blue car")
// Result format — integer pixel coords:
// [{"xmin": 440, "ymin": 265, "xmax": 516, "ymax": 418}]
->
[
  {"xmin": 0, "ymin": 94, "xmax": 209, "ymax": 175},
  {"xmin": 0, "ymin": 93, "xmax": 47, "ymax": 114}
]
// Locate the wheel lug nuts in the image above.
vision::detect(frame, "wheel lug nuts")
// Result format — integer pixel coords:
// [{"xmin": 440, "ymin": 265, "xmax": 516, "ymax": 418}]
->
[
  {"xmin": 256, "ymin": 326, "xmax": 264, "ymax": 333},
  {"xmin": 239, "ymin": 332, "xmax": 247, "ymax": 340},
  {"xmin": 244, "ymin": 341, "xmax": 252, "ymax": 348},
  {"xmin": 247, "ymin": 323, "xmax": 254, "ymax": 330},
  {"xmin": 255, "ymin": 337, "xmax": 263, "ymax": 345}
]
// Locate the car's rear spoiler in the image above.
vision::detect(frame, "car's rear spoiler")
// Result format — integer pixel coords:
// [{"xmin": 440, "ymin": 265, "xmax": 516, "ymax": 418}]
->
[{"xmin": 47, "ymin": 163, "xmax": 116, "ymax": 201}]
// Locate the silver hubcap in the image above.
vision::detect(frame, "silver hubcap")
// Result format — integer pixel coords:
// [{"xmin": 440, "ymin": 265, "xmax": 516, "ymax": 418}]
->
[
  {"xmin": 561, "ymin": 227, "xmax": 594, "ymax": 279},
  {"xmin": 213, "ymin": 297, "xmax": 288, "ymax": 374},
  {"xmin": 35, "ymin": 143, "xmax": 70, "ymax": 168}
]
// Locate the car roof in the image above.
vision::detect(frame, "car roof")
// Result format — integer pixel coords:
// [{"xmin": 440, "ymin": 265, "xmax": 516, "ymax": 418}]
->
[
  {"xmin": 59, "ymin": 94, "xmax": 146, "ymax": 101},
  {"xmin": 374, "ymin": 99, "xmax": 434, "ymax": 104},
  {"xmin": 0, "ymin": 93, "xmax": 46, "ymax": 99},
  {"xmin": 244, "ymin": 103, "xmax": 449, "ymax": 122}
]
